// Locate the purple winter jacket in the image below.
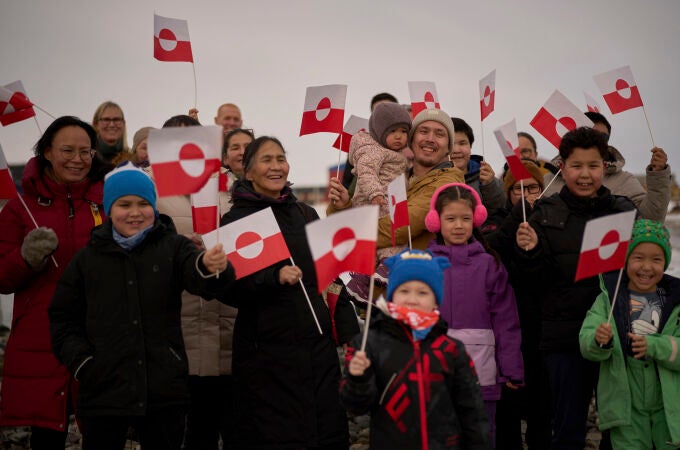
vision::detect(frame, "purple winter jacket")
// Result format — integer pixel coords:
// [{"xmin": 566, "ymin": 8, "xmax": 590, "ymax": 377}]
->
[{"xmin": 428, "ymin": 239, "xmax": 524, "ymax": 401}]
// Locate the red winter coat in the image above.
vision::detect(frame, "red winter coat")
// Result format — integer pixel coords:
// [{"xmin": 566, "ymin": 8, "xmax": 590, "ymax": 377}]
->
[{"xmin": 0, "ymin": 157, "xmax": 105, "ymax": 431}]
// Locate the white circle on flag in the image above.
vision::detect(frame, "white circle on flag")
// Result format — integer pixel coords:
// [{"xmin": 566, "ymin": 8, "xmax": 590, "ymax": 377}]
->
[
  {"xmin": 597, "ymin": 230, "xmax": 621, "ymax": 260},
  {"xmin": 332, "ymin": 227, "xmax": 357, "ymax": 261},
  {"xmin": 158, "ymin": 28, "xmax": 178, "ymax": 51},
  {"xmin": 179, "ymin": 143, "xmax": 207, "ymax": 177},
  {"xmin": 424, "ymin": 91, "xmax": 436, "ymax": 109},
  {"xmin": 235, "ymin": 231, "xmax": 264, "ymax": 259},
  {"xmin": 555, "ymin": 116, "xmax": 577, "ymax": 137},
  {"xmin": 615, "ymin": 79, "xmax": 632, "ymax": 99},
  {"xmin": 315, "ymin": 97, "xmax": 331, "ymax": 122}
]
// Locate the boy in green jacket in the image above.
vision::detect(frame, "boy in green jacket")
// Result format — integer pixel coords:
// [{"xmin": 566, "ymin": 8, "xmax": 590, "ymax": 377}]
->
[{"xmin": 580, "ymin": 219, "xmax": 680, "ymax": 449}]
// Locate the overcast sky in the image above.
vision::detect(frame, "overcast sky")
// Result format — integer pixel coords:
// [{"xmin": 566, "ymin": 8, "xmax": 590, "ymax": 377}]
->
[{"xmin": 1, "ymin": 0, "xmax": 679, "ymax": 186}]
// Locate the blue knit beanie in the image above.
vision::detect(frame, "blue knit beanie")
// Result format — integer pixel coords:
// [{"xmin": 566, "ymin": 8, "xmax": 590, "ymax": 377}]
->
[
  {"xmin": 384, "ymin": 249, "xmax": 451, "ymax": 305},
  {"xmin": 103, "ymin": 161, "xmax": 157, "ymax": 215}
]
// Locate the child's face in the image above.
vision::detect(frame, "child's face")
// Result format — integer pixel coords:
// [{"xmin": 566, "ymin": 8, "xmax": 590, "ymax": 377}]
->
[
  {"xmin": 439, "ymin": 200, "xmax": 474, "ymax": 245},
  {"xmin": 626, "ymin": 242, "xmax": 665, "ymax": 293},
  {"xmin": 385, "ymin": 126, "xmax": 409, "ymax": 151},
  {"xmin": 392, "ymin": 280, "xmax": 437, "ymax": 312},
  {"xmin": 450, "ymin": 131, "xmax": 472, "ymax": 172},
  {"xmin": 110, "ymin": 195, "xmax": 155, "ymax": 237},
  {"xmin": 560, "ymin": 147, "xmax": 604, "ymax": 198}
]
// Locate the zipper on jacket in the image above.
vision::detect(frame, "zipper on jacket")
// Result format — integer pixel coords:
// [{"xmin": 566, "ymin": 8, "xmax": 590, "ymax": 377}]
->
[
  {"xmin": 378, "ymin": 373, "xmax": 397, "ymax": 405},
  {"xmin": 67, "ymin": 191, "xmax": 74, "ymax": 219},
  {"xmin": 413, "ymin": 341, "xmax": 429, "ymax": 450}
]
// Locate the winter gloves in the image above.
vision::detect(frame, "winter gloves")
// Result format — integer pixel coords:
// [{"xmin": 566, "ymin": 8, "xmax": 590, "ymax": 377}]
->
[{"xmin": 21, "ymin": 227, "xmax": 58, "ymax": 270}]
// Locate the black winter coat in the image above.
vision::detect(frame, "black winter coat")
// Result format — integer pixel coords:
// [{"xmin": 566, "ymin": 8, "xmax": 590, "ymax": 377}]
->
[
  {"xmin": 219, "ymin": 180, "xmax": 349, "ymax": 449},
  {"xmin": 340, "ymin": 308, "xmax": 491, "ymax": 450},
  {"xmin": 519, "ymin": 186, "xmax": 636, "ymax": 352},
  {"xmin": 49, "ymin": 216, "xmax": 234, "ymax": 416}
]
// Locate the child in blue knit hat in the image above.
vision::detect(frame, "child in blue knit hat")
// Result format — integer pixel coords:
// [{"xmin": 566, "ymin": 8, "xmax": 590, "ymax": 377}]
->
[
  {"xmin": 580, "ymin": 219, "xmax": 680, "ymax": 449},
  {"xmin": 49, "ymin": 162, "xmax": 234, "ymax": 450},
  {"xmin": 340, "ymin": 249, "xmax": 491, "ymax": 449}
]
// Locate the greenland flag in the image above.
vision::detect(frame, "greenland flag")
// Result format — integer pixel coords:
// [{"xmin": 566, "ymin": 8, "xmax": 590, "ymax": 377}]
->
[
  {"xmin": 306, "ymin": 205, "xmax": 379, "ymax": 292},
  {"xmin": 299, "ymin": 84, "xmax": 347, "ymax": 136},
  {"xmin": 148, "ymin": 125, "xmax": 222, "ymax": 197},
  {"xmin": 0, "ymin": 144, "xmax": 18, "ymax": 199},
  {"xmin": 584, "ymin": 92, "xmax": 601, "ymax": 113},
  {"xmin": 530, "ymin": 90, "xmax": 594, "ymax": 150},
  {"xmin": 593, "ymin": 66, "xmax": 643, "ymax": 114},
  {"xmin": 191, "ymin": 176, "xmax": 219, "ymax": 234},
  {"xmin": 202, "ymin": 207, "xmax": 290, "ymax": 279},
  {"xmin": 409, "ymin": 81, "xmax": 440, "ymax": 117},
  {"xmin": 494, "ymin": 119, "xmax": 533, "ymax": 182},
  {"xmin": 574, "ymin": 210, "xmax": 636, "ymax": 282},
  {"xmin": 154, "ymin": 14, "xmax": 194, "ymax": 62},
  {"xmin": 332, "ymin": 115, "xmax": 368, "ymax": 152},
  {"xmin": 388, "ymin": 174, "xmax": 409, "ymax": 245},
  {"xmin": 1, "ymin": 81, "xmax": 36, "ymax": 126},
  {"xmin": 479, "ymin": 70, "xmax": 496, "ymax": 121}
]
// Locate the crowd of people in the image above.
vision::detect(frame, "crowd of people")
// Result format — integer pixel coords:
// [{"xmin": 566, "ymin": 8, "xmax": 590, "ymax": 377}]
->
[{"xmin": 0, "ymin": 92, "xmax": 676, "ymax": 450}]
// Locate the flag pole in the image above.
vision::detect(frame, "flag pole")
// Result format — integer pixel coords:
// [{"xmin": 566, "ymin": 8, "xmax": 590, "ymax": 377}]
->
[
  {"xmin": 360, "ymin": 274, "xmax": 376, "ymax": 352},
  {"xmin": 16, "ymin": 194, "xmax": 58, "ymax": 268},
  {"xmin": 641, "ymin": 106, "xmax": 656, "ymax": 148},
  {"xmin": 538, "ymin": 169, "xmax": 561, "ymax": 200},
  {"xmin": 335, "ymin": 133, "xmax": 343, "ymax": 180},
  {"xmin": 192, "ymin": 63, "xmax": 198, "ymax": 110},
  {"xmin": 520, "ymin": 179, "xmax": 526, "ymax": 223},
  {"xmin": 407, "ymin": 226, "xmax": 413, "ymax": 251},
  {"xmin": 32, "ymin": 117, "xmax": 43, "ymax": 135},
  {"xmin": 32, "ymin": 104, "xmax": 56, "ymax": 120},
  {"xmin": 289, "ymin": 256, "xmax": 323, "ymax": 335},
  {"xmin": 480, "ymin": 122, "xmax": 486, "ymax": 160},
  {"xmin": 606, "ymin": 267, "xmax": 625, "ymax": 324}
]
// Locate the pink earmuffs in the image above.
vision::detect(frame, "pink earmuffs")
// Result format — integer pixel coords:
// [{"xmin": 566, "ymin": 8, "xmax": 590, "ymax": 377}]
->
[{"xmin": 424, "ymin": 183, "xmax": 488, "ymax": 232}]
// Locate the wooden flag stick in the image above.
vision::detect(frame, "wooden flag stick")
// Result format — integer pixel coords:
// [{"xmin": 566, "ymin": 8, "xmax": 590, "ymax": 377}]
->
[
  {"xmin": 289, "ymin": 256, "xmax": 323, "ymax": 335},
  {"xmin": 521, "ymin": 179, "xmax": 527, "ymax": 223},
  {"xmin": 641, "ymin": 106, "xmax": 656, "ymax": 148},
  {"xmin": 360, "ymin": 274, "xmax": 376, "ymax": 352},
  {"xmin": 32, "ymin": 116, "xmax": 43, "ymax": 135},
  {"xmin": 538, "ymin": 169, "xmax": 561, "ymax": 200},
  {"xmin": 17, "ymin": 194, "xmax": 58, "ymax": 268},
  {"xmin": 480, "ymin": 121, "xmax": 486, "ymax": 160},
  {"xmin": 407, "ymin": 226, "xmax": 413, "ymax": 251},
  {"xmin": 606, "ymin": 268, "xmax": 625, "ymax": 324},
  {"xmin": 335, "ymin": 133, "xmax": 343, "ymax": 180},
  {"xmin": 192, "ymin": 63, "xmax": 198, "ymax": 110},
  {"xmin": 32, "ymin": 104, "xmax": 56, "ymax": 120}
]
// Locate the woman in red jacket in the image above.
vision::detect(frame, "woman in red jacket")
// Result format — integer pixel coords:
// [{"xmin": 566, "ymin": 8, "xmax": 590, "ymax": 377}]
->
[{"xmin": 0, "ymin": 116, "xmax": 112, "ymax": 449}]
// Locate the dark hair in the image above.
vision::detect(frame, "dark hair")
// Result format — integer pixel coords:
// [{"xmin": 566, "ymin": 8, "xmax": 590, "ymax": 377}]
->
[
  {"xmin": 434, "ymin": 185, "xmax": 500, "ymax": 265},
  {"xmin": 451, "ymin": 117, "xmax": 475, "ymax": 146},
  {"xmin": 242, "ymin": 136, "xmax": 285, "ymax": 174},
  {"xmin": 584, "ymin": 111, "xmax": 611, "ymax": 135},
  {"xmin": 370, "ymin": 92, "xmax": 398, "ymax": 110},
  {"xmin": 517, "ymin": 131, "xmax": 537, "ymax": 151},
  {"xmin": 34, "ymin": 116, "xmax": 113, "ymax": 181},
  {"xmin": 223, "ymin": 128, "xmax": 255, "ymax": 157},
  {"xmin": 162, "ymin": 114, "xmax": 201, "ymax": 128},
  {"xmin": 558, "ymin": 126, "xmax": 609, "ymax": 161}
]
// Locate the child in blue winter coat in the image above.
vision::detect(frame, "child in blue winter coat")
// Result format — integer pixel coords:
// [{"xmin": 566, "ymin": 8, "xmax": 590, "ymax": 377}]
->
[
  {"xmin": 340, "ymin": 249, "xmax": 491, "ymax": 450},
  {"xmin": 580, "ymin": 219, "xmax": 680, "ymax": 449},
  {"xmin": 425, "ymin": 182, "xmax": 523, "ymax": 447}
]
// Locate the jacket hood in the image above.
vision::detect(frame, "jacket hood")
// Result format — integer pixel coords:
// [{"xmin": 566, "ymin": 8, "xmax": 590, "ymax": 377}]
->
[{"xmin": 428, "ymin": 237, "xmax": 486, "ymax": 265}]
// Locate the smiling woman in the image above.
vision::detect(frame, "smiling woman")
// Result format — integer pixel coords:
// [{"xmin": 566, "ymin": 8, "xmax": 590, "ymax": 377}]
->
[{"xmin": 92, "ymin": 101, "xmax": 129, "ymax": 162}]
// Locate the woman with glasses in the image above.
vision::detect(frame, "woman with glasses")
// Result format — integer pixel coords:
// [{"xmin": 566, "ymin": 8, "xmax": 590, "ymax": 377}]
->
[
  {"xmin": 0, "ymin": 116, "xmax": 113, "ymax": 448},
  {"xmin": 92, "ymin": 101, "xmax": 129, "ymax": 162}
]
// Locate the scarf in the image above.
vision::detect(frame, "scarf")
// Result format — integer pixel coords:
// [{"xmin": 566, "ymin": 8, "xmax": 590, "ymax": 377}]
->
[{"xmin": 113, "ymin": 223, "xmax": 154, "ymax": 251}]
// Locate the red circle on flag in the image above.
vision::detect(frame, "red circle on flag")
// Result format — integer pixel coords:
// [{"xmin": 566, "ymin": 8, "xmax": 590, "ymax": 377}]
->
[
  {"xmin": 158, "ymin": 28, "xmax": 179, "ymax": 52},
  {"xmin": 484, "ymin": 86, "xmax": 491, "ymax": 98},
  {"xmin": 390, "ymin": 195, "xmax": 396, "ymax": 207},
  {"xmin": 597, "ymin": 229, "xmax": 620, "ymax": 260},
  {"xmin": 158, "ymin": 28, "xmax": 177, "ymax": 41},
  {"xmin": 556, "ymin": 116, "xmax": 577, "ymax": 136},
  {"xmin": 315, "ymin": 97, "xmax": 332, "ymax": 122},
  {"xmin": 332, "ymin": 227, "xmax": 357, "ymax": 261},
  {"xmin": 424, "ymin": 91, "xmax": 435, "ymax": 102},
  {"xmin": 179, "ymin": 143, "xmax": 205, "ymax": 160},
  {"xmin": 615, "ymin": 78, "xmax": 632, "ymax": 99},
  {"xmin": 235, "ymin": 231, "xmax": 264, "ymax": 259}
]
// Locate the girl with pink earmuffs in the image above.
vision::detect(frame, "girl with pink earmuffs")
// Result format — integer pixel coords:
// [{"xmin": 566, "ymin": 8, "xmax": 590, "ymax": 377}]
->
[{"xmin": 425, "ymin": 182, "xmax": 524, "ymax": 447}]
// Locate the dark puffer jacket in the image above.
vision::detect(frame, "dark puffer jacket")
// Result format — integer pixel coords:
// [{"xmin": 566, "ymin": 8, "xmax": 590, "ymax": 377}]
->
[{"xmin": 340, "ymin": 307, "xmax": 491, "ymax": 450}]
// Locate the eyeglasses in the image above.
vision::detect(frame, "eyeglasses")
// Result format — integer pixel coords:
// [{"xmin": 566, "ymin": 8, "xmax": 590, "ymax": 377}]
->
[
  {"xmin": 98, "ymin": 117, "xmax": 124, "ymax": 125},
  {"xmin": 511, "ymin": 183, "xmax": 541, "ymax": 194},
  {"xmin": 58, "ymin": 148, "xmax": 96, "ymax": 161}
]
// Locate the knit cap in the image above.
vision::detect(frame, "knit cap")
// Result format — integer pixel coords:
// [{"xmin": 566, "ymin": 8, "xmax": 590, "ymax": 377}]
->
[
  {"xmin": 502, "ymin": 160, "xmax": 545, "ymax": 198},
  {"xmin": 627, "ymin": 219, "xmax": 672, "ymax": 270},
  {"xmin": 368, "ymin": 102, "xmax": 412, "ymax": 148},
  {"xmin": 103, "ymin": 161, "xmax": 157, "ymax": 215},
  {"xmin": 131, "ymin": 126, "xmax": 155, "ymax": 154},
  {"xmin": 384, "ymin": 249, "xmax": 451, "ymax": 305},
  {"xmin": 408, "ymin": 109, "xmax": 455, "ymax": 151}
]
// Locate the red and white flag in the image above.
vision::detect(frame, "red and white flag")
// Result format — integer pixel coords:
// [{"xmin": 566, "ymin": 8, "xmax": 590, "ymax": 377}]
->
[
  {"xmin": 408, "ymin": 81, "xmax": 440, "ymax": 117},
  {"xmin": 202, "ymin": 207, "xmax": 291, "ymax": 279},
  {"xmin": 574, "ymin": 210, "xmax": 636, "ymax": 282},
  {"xmin": 388, "ymin": 174, "xmax": 409, "ymax": 245},
  {"xmin": 494, "ymin": 119, "xmax": 533, "ymax": 182},
  {"xmin": 299, "ymin": 84, "xmax": 347, "ymax": 136},
  {"xmin": 0, "ymin": 144, "xmax": 18, "ymax": 199},
  {"xmin": 530, "ymin": 90, "xmax": 594, "ymax": 150},
  {"xmin": 1, "ymin": 81, "xmax": 36, "ymax": 127},
  {"xmin": 584, "ymin": 92, "xmax": 601, "ymax": 113},
  {"xmin": 306, "ymin": 205, "xmax": 379, "ymax": 292},
  {"xmin": 154, "ymin": 14, "xmax": 194, "ymax": 63},
  {"xmin": 191, "ymin": 176, "xmax": 219, "ymax": 234},
  {"xmin": 332, "ymin": 115, "xmax": 368, "ymax": 152},
  {"xmin": 479, "ymin": 70, "xmax": 496, "ymax": 121},
  {"xmin": 593, "ymin": 66, "xmax": 643, "ymax": 114},
  {"xmin": 148, "ymin": 125, "xmax": 222, "ymax": 197}
]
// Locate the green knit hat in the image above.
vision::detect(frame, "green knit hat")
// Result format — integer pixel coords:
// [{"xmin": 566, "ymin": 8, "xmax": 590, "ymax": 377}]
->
[{"xmin": 627, "ymin": 219, "xmax": 671, "ymax": 270}]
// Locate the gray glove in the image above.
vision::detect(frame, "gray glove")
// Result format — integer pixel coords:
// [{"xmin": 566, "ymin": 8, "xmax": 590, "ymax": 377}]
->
[{"xmin": 21, "ymin": 227, "xmax": 58, "ymax": 270}]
